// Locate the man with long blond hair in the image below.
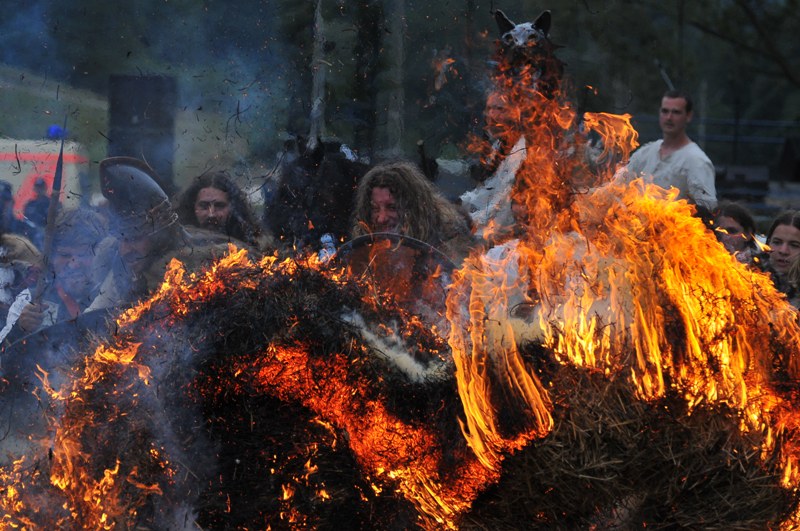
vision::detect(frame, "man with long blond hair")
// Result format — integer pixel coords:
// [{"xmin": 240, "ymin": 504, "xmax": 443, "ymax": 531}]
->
[{"xmin": 350, "ymin": 161, "xmax": 472, "ymax": 264}]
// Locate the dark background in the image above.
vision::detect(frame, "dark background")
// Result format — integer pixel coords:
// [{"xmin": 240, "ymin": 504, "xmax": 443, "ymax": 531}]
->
[{"xmin": 0, "ymin": 0, "xmax": 797, "ymax": 213}]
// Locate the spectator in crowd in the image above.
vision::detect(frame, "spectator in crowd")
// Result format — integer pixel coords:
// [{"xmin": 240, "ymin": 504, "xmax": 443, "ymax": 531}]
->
[
  {"xmin": 175, "ymin": 171, "xmax": 269, "ymax": 251},
  {"xmin": 23, "ymin": 177, "xmax": 51, "ymax": 228},
  {"xmin": 14, "ymin": 208, "xmax": 107, "ymax": 336},
  {"xmin": 763, "ymin": 210, "xmax": 800, "ymax": 307},
  {"xmin": 624, "ymin": 89, "xmax": 717, "ymax": 211},
  {"xmin": 0, "ymin": 228, "xmax": 43, "ymax": 344},
  {"xmin": 712, "ymin": 201, "xmax": 760, "ymax": 266},
  {"xmin": 350, "ymin": 160, "xmax": 472, "ymax": 264},
  {"xmin": 0, "ymin": 180, "xmax": 37, "ymax": 241},
  {"xmin": 784, "ymin": 258, "xmax": 800, "ymax": 310},
  {"xmin": 87, "ymin": 157, "xmax": 238, "ymax": 311}
]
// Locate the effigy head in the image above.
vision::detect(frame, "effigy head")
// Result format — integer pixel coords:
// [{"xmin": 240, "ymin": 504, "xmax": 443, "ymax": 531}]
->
[
  {"xmin": 492, "ymin": 9, "xmax": 564, "ymax": 99},
  {"xmin": 495, "ymin": 9, "xmax": 551, "ymax": 49}
]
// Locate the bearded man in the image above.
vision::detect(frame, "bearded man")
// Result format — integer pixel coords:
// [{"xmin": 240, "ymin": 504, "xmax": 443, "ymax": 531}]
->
[
  {"xmin": 174, "ymin": 171, "xmax": 268, "ymax": 249},
  {"xmin": 87, "ymin": 157, "xmax": 239, "ymax": 311}
]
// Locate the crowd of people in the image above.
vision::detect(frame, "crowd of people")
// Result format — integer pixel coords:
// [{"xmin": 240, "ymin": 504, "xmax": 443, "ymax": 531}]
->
[{"xmin": 0, "ymin": 87, "xmax": 796, "ymax": 348}]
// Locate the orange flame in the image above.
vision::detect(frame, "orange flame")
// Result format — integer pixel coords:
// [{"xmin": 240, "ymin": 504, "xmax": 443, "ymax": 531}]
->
[
  {"xmin": 450, "ymin": 31, "xmax": 800, "ymax": 528},
  {"xmin": 247, "ymin": 343, "xmax": 491, "ymax": 527},
  {"xmin": 447, "ymin": 254, "xmax": 553, "ymax": 471},
  {"xmin": 432, "ymin": 50, "xmax": 458, "ymax": 91}
]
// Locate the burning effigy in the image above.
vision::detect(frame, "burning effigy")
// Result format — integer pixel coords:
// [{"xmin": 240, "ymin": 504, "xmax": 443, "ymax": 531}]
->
[{"xmin": 1, "ymin": 7, "xmax": 800, "ymax": 531}]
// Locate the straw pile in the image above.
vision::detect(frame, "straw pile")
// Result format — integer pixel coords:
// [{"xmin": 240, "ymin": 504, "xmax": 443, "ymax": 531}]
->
[
  {"xmin": 176, "ymin": 260, "xmax": 798, "ymax": 529},
  {"xmin": 12, "ymin": 258, "xmax": 796, "ymax": 529},
  {"xmin": 463, "ymin": 345, "xmax": 797, "ymax": 529}
]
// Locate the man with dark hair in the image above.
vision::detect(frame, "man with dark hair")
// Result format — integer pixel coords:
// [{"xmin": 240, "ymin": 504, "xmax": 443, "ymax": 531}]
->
[
  {"xmin": 87, "ymin": 157, "xmax": 237, "ymax": 311},
  {"xmin": 625, "ymin": 89, "xmax": 717, "ymax": 210},
  {"xmin": 174, "ymin": 171, "xmax": 267, "ymax": 249}
]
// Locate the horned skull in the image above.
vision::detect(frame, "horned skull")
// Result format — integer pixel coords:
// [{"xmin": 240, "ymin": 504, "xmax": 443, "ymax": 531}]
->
[{"xmin": 495, "ymin": 9, "xmax": 551, "ymax": 48}]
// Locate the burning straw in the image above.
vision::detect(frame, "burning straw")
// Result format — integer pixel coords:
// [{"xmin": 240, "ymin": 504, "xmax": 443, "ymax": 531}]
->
[
  {"xmin": 0, "ymin": 251, "xmax": 490, "ymax": 529},
  {"xmin": 0, "ymin": 245, "xmax": 798, "ymax": 529},
  {"xmin": 463, "ymin": 351, "xmax": 798, "ymax": 530}
]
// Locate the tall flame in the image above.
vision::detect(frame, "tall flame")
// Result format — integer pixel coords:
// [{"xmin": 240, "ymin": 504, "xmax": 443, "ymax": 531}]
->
[{"xmin": 447, "ymin": 27, "xmax": 800, "ymax": 528}]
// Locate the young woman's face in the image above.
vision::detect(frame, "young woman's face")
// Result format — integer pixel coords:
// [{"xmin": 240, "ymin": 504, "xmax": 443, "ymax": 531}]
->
[{"xmin": 768, "ymin": 223, "xmax": 800, "ymax": 275}]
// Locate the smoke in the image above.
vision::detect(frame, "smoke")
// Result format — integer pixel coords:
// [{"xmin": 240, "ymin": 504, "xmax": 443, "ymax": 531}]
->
[
  {"xmin": 0, "ymin": 0, "xmax": 297, "ymax": 188},
  {"xmin": 341, "ymin": 309, "xmax": 452, "ymax": 383},
  {"xmin": 0, "ymin": 2, "xmax": 66, "ymax": 80}
]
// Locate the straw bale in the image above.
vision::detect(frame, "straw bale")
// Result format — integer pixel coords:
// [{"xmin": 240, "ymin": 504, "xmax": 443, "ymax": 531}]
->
[
  {"xmin": 39, "ymin": 260, "xmax": 799, "ymax": 529},
  {"xmin": 462, "ymin": 346, "xmax": 797, "ymax": 530}
]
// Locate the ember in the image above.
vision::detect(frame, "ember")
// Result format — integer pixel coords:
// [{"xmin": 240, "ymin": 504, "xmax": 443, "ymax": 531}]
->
[{"xmin": 1, "ymin": 7, "xmax": 800, "ymax": 531}]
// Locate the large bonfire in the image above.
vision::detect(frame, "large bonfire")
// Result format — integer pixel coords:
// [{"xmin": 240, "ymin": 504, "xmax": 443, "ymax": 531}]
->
[{"xmin": 1, "ymin": 8, "xmax": 800, "ymax": 531}]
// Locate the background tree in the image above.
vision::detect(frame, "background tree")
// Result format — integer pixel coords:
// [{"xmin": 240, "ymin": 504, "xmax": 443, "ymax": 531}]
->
[
  {"xmin": 378, "ymin": 0, "xmax": 406, "ymax": 157},
  {"xmin": 0, "ymin": 1, "xmax": 796, "ymax": 185},
  {"xmin": 351, "ymin": 0, "xmax": 384, "ymax": 161},
  {"xmin": 307, "ymin": 0, "xmax": 329, "ymax": 151}
]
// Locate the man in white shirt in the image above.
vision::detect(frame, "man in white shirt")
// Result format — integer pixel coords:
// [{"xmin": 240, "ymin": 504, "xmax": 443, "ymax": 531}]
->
[{"xmin": 626, "ymin": 90, "xmax": 717, "ymax": 211}]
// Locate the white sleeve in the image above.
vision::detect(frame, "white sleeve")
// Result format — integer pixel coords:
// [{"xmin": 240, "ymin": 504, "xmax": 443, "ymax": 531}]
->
[{"xmin": 685, "ymin": 154, "xmax": 717, "ymax": 210}]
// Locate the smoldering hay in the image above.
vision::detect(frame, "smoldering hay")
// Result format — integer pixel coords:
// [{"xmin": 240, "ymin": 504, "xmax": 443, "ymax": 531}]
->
[{"xmin": 0, "ymin": 251, "xmax": 485, "ymax": 529}]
